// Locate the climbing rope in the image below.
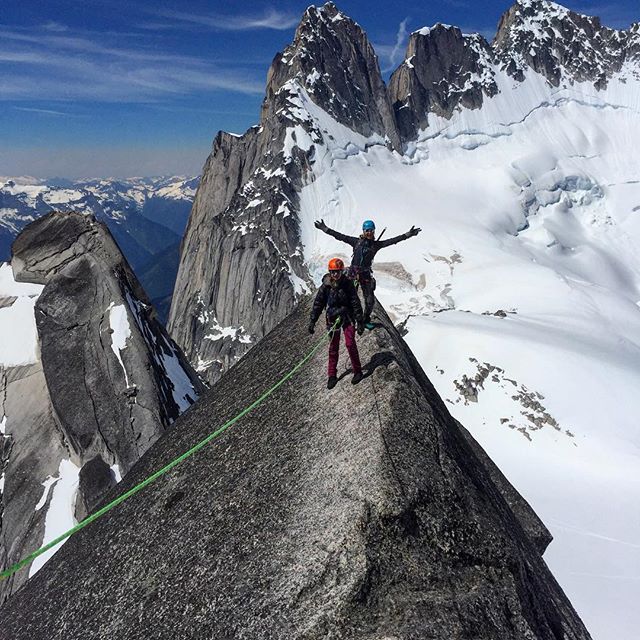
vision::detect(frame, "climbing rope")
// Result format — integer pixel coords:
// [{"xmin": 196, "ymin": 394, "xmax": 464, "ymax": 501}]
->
[{"xmin": 0, "ymin": 318, "xmax": 340, "ymax": 581}]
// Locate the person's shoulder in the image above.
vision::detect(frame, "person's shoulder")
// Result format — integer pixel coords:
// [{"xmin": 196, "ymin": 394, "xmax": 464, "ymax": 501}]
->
[{"xmin": 321, "ymin": 273, "xmax": 332, "ymax": 286}]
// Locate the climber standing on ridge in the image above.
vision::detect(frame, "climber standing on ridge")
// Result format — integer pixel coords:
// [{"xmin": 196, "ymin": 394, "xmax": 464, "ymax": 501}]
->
[
  {"xmin": 309, "ymin": 257, "xmax": 364, "ymax": 389},
  {"xmin": 314, "ymin": 218, "xmax": 421, "ymax": 329}
]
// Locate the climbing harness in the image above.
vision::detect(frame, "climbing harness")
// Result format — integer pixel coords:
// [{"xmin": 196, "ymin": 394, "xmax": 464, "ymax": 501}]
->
[{"xmin": 0, "ymin": 318, "xmax": 340, "ymax": 581}]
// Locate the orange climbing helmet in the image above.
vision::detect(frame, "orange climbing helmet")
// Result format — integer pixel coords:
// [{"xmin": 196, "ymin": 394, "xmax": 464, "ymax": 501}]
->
[{"xmin": 328, "ymin": 257, "xmax": 344, "ymax": 271}]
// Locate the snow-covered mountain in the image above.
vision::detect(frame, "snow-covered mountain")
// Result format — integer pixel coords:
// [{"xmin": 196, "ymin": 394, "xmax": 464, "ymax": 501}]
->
[
  {"xmin": 0, "ymin": 175, "xmax": 198, "ymax": 321},
  {"xmin": 169, "ymin": 2, "xmax": 640, "ymax": 638}
]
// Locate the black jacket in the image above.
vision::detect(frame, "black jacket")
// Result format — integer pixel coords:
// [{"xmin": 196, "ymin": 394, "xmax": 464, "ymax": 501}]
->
[
  {"xmin": 322, "ymin": 226, "xmax": 412, "ymax": 273},
  {"xmin": 310, "ymin": 274, "xmax": 364, "ymax": 328}
]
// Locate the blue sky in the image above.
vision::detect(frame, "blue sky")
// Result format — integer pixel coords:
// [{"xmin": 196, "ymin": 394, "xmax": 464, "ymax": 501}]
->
[{"xmin": 1, "ymin": 0, "xmax": 638, "ymax": 178}]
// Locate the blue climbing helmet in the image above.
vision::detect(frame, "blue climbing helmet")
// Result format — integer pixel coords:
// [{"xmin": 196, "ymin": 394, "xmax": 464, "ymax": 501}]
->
[{"xmin": 362, "ymin": 219, "xmax": 375, "ymax": 231}]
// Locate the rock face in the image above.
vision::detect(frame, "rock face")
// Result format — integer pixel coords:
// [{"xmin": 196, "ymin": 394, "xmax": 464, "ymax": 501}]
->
[
  {"xmin": 0, "ymin": 362, "xmax": 66, "ymax": 602},
  {"xmin": 167, "ymin": 127, "xmax": 303, "ymax": 380},
  {"xmin": 265, "ymin": 2, "xmax": 401, "ymax": 150},
  {"xmin": 168, "ymin": 2, "xmax": 401, "ymax": 384},
  {"xmin": 0, "ymin": 212, "xmax": 203, "ymax": 601},
  {"xmin": 388, "ymin": 24, "xmax": 498, "ymax": 139},
  {"xmin": 74, "ymin": 457, "xmax": 116, "ymax": 522},
  {"xmin": 0, "ymin": 299, "xmax": 591, "ymax": 638}
]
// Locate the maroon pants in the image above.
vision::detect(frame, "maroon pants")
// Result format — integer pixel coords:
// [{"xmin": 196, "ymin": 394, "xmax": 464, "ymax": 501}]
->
[{"xmin": 328, "ymin": 324, "xmax": 362, "ymax": 377}]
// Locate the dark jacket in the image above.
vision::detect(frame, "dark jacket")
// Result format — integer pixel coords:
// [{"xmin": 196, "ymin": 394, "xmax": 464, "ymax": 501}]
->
[
  {"xmin": 310, "ymin": 274, "xmax": 364, "ymax": 328},
  {"xmin": 322, "ymin": 227, "xmax": 412, "ymax": 274}
]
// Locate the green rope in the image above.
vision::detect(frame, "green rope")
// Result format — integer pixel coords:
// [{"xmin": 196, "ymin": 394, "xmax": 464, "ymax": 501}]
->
[{"xmin": 0, "ymin": 318, "xmax": 340, "ymax": 581}]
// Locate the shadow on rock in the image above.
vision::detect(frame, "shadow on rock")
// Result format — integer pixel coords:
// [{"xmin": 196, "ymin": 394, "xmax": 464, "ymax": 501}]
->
[{"xmin": 363, "ymin": 351, "xmax": 396, "ymax": 377}]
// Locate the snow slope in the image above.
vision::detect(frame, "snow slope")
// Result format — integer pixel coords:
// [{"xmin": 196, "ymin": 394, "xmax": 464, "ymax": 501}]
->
[
  {"xmin": 0, "ymin": 263, "xmax": 43, "ymax": 366},
  {"xmin": 293, "ymin": 69, "xmax": 640, "ymax": 640}
]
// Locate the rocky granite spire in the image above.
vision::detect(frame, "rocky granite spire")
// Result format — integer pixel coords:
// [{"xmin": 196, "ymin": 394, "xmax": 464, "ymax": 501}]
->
[
  {"xmin": 0, "ymin": 212, "xmax": 202, "ymax": 601},
  {"xmin": 265, "ymin": 2, "xmax": 401, "ymax": 150},
  {"xmin": 493, "ymin": 0, "xmax": 628, "ymax": 87},
  {"xmin": 0, "ymin": 300, "xmax": 591, "ymax": 638},
  {"xmin": 388, "ymin": 24, "xmax": 498, "ymax": 139},
  {"xmin": 168, "ymin": 2, "xmax": 400, "ymax": 384}
]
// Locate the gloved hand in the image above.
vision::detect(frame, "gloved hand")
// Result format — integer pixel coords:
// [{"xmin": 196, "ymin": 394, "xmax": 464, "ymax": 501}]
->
[
  {"xmin": 314, "ymin": 219, "xmax": 328, "ymax": 232},
  {"xmin": 308, "ymin": 321, "xmax": 315, "ymax": 335},
  {"xmin": 356, "ymin": 321, "xmax": 364, "ymax": 336},
  {"xmin": 407, "ymin": 225, "xmax": 421, "ymax": 237}
]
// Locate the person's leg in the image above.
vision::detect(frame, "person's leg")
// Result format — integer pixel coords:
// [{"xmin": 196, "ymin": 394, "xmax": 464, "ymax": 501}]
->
[
  {"xmin": 361, "ymin": 279, "xmax": 375, "ymax": 325},
  {"xmin": 328, "ymin": 326, "xmax": 341, "ymax": 378},
  {"xmin": 343, "ymin": 324, "xmax": 362, "ymax": 375}
]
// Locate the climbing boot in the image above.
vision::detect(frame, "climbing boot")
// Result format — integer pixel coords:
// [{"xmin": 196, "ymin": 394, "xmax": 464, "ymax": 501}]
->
[
  {"xmin": 365, "ymin": 321, "xmax": 375, "ymax": 330},
  {"xmin": 351, "ymin": 371, "xmax": 363, "ymax": 385},
  {"xmin": 327, "ymin": 376, "xmax": 338, "ymax": 389}
]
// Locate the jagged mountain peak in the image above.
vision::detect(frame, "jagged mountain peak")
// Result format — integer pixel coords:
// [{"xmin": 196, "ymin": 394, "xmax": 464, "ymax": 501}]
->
[
  {"xmin": 386, "ymin": 0, "xmax": 640, "ymax": 140},
  {"xmin": 267, "ymin": 2, "xmax": 366, "ymax": 95},
  {"xmin": 494, "ymin": 0, "xmax": 627, "ymax": 86},
  {"xmin": 389, "ymin": 20, "xmax": 497, "ymax": 138},
  {"xmin": 410, "ymin": 22, "xmax": 494, "ymax": 51},
  {"xmin": 263, "ymin": 2, "xmax": 401, "ymax": 149},
  {"xmin": 495, "ymin": 0, "xmax": 612, "ymax": 46},
  {"xmin": 413, "ymin": 22, "xmax": 457, "ymax": 36},
  {"xmin": 409, "ymin": 21, "xmax": 493, "ymax": 56},
  {"xmin": 512, "ymin": 0, "xmax": 574, "ymax": 18},
  {"xmin": 301, "ymin": 1, "xmax": 348, "ymax": 24}
]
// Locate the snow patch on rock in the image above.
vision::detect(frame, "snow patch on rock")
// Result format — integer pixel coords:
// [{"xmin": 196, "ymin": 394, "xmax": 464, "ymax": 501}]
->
[
  {"xmin": 28, "ymin": 459, "xmax": 80, "ymax": 578},
  {"xmin": 108, "ymin": 302, "xmax": 131, "ymax": 387}
]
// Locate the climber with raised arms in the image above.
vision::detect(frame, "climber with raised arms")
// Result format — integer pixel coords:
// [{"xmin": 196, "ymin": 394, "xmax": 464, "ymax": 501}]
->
[
  {"xmin": 314, "ymin": 218, "xmax": 421, "ymax": 329},
  {"xmin": 309, "ymin": 257, "xmax": 364, "ymax": 389}
]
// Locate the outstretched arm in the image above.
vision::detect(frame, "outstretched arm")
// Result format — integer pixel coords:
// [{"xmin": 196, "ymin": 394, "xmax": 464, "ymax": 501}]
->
[
  {"xmin": 377, "ymin": 226, "xmax": 421, "ymax": 248},
  {"xmin": 314, "ymin": 219, "xmax": 359, "ymax": 247}
]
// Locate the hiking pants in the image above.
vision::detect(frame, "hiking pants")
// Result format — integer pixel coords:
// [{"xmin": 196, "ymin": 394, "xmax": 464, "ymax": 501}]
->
[
  {"xmin": 360, "ymin": 277, "xmax": 375, "ymax": 322},
  {"xmin": 328, "ymin": 324, "xmax": 362, "ymax": 378}
]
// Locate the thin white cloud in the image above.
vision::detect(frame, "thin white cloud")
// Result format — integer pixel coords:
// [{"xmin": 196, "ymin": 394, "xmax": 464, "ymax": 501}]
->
[
  {"xmin": 152, "ymin": 8, "xmax": 299, "ymax": 32},
  {"xmin": 0, "ymin": 26, "xmax": 265, "ymax": 102},
  {"xmin": 389, "ymin": 18, "xmax": 410, "ymax": 66},
  {"xmin": 41, "ymin": 21, "xmax": 69, "ymax": 33},
  {"xmin": 377, "ymin": 18, "xmax": 411, "ymax": 74},
  {"xmin": 13, "ymin": 106, "xmax": 82, "ymax": 117}
]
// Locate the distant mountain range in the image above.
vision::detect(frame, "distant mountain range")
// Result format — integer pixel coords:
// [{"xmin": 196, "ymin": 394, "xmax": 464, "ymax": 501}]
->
[{"xmin": 0, "ymin": 176, "xmax": 198, "ymax": 321}]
